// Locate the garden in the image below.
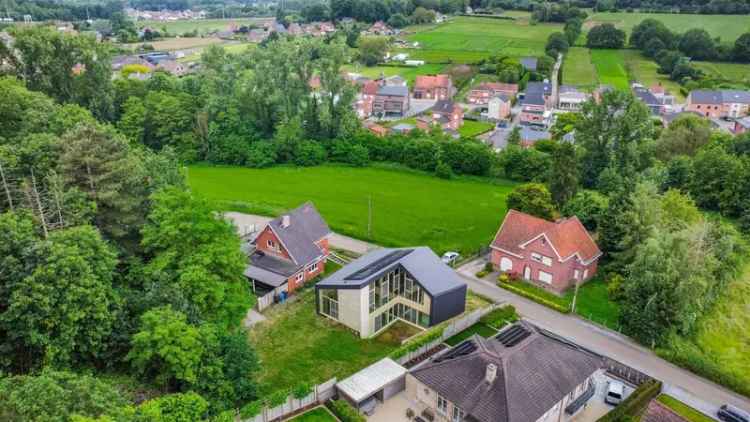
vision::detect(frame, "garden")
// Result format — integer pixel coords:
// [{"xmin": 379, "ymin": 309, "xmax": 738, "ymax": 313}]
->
[{"xmin": 188, "ymin": 164, "xmax": 517, "ymax": 255}]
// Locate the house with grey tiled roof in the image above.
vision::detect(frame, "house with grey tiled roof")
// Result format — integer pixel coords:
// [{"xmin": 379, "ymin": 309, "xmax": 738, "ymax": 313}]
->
[
  {"xmin": 316, "ymin": 247, "xmax": 467, "ymax": 338},
  {"xmin": 686, "ymin": 89, "xmax": 750, "ymax": 119},
  {"xmin": 372, "ymin": 84, "xmax": 410, "ymax": 117},
  {"xmin": 407, "ymin": 321, "xmax": 604, "ymax": 422},
  {"xmin": 244, "ymin": 202, "xmax": 331, "ymax": 299}
]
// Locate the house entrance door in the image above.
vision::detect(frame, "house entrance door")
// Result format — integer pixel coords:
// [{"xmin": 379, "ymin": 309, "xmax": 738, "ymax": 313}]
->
[{"xmin": 523, "ymin": 266, "xmax": 531, "ymax": 280}]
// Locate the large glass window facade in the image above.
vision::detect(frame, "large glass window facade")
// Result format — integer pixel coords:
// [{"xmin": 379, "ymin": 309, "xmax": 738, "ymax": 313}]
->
[
  {"xmin": 368, "ymin": 267, "xmax": 424, "ymax": 313},
  {"xmin": 319, "ymin": 289, "xmax": 339, "ymax": 319},
  {"xmin": 373, "ymin": 302, "xmax": 430, "ymax": 332}
]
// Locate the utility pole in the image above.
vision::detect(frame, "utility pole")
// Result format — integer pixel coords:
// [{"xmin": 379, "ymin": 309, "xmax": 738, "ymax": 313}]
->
[
  {"xmin": 570, "ymin": 278, "xmax": 581, "ymax": 313},
  {"xmin": 367, "ymin": 195, "xmax": 372, "ymax": 239}
]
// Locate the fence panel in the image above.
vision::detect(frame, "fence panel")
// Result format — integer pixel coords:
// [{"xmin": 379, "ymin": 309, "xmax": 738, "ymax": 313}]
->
[
  {"xmin": 256, "ymin": 291, "xmax": 275, "ymax": 312},
  {"xmin": 241, "ymin": 377, "xmax": 337, "ymax": 422}
]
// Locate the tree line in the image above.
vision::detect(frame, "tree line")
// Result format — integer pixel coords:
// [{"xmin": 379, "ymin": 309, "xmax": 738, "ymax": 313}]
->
[{"xmin": 467, "ymin": 0, "xmax": 750, "ymax": 15}]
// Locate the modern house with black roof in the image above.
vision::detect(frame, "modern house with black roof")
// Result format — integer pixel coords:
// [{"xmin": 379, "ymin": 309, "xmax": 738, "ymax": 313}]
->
[
  {"xmin": 315, "ymin": 247, "xmax": 467, "ymax": 338},
  {"xmin": 406, "ymin": 321, "xmax": 604, "ymax": 422}
]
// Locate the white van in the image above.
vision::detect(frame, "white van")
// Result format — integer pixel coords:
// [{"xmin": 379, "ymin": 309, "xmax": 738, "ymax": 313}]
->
[{"xmin": 605, "ymin": 381, "xmax": 625, "ymax": 405}]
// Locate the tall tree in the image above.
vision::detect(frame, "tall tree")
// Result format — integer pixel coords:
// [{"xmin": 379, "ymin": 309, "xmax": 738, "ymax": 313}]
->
[
  {"xmin": 506, "ymin": 183, "xmax": 557, "ymax": 220},
  {"xmin": 549, "ymin": 142, "xmax": 579, "ymax": 207}
]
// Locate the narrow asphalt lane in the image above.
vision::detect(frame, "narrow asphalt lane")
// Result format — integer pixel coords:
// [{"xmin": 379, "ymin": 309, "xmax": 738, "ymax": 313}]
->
[{"xmin": 456, "ymin": 258, "xmax": 750, "ymax": 414}]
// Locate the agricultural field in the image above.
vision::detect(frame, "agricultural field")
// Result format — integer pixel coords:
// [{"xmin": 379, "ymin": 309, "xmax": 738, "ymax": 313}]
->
[
  {"xmin": 177, "ymin": 42, "xmax": 255, "ymax": 62},
  {"xmin": 188, "ymin": 164, "xmax": 516, "ymax": 255},
  {"xmin": 122, "ymin": 36, "xmax": 226, "ymax": 52},
  {"xmin": 621, "ymin": 50, "xmax": 685, "ymax": 101},
  {"xmin": 404, "ymin": 16, "xmax": 563, "ymax": 64},
  {"xmin": 694, "ymin": 61, "xmax": 750, "ymax": 85},
  {"xmin": 341, "ymin": 63, "xmax": 446, "ymax": 85},
  {"xmin": 585, "ymin": 12, "xmax": 749, "ymax": 40},
  {"xmin": 562, "ymin": 47, "xmax": 598, "ymax": 89},
  {"xmin": 590, "ymin": 49, "xmax": 630, "ymax": 91},
  {"xmin": 135, "ymin": 17, "xmax": 273, "ymax": 35}
]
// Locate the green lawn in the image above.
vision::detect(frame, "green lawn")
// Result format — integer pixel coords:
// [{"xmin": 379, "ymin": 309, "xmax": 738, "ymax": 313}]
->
[
  {"xmin": 444, "ymin": 322, "xmax": 497, "ymax": 346},
  {"xmin": 459, "ymin": 120, "xmax": 495, "ymax": 138},
  {"xmin": 657, "ymin": 395, "xmax": 715, "ymax": 422},
  {"xmin": 248, "ymin": 289, "xmax": 402, "ymax": 394},
  {"xmin": 290, "ymin": 407, "xmax": 338, "ymax": 422},
  {"xmin": 590, "ymin": 49, "xmax": 630, "ymax": 91},
  {"xmin": 405, "ymin": 16, "xmax": 563, "ymax": 63},
  {"xmin": 178, "ymin": 42, "xmax": 255, "ymax": 62},
  {"xmin": 562, "ymin": 47, "xmax": 598, "ymax": 89},
  {"xmin": 585, "ymin": 12, "xmax": 749, "ymax": 40},
  {"xmin": 136, "ymin": 17, "xmax": 273, "ymax": 35},
  {"xmin": 567, "ymin": 278, "xmax": 621, "ymax": 330},
  {"xmin": 188, "ymin": 164, "xmax": 516, "ymax": 255},
  {"xmin": 341, "ymin": 64, "xmax": 447, "ymax": 85},
  {"xmin": 621, "ymin": 50, "xmax": 685, "ymax": 101},
  {"xmin": 694, "ymin": 61, "xmax": 750, "ymax": 85}
]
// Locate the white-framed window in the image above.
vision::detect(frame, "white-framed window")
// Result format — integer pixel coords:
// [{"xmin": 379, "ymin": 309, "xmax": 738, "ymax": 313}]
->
[
  {"xmin": 306, "ymin": 262, "xmax": 318, "ymax": 273},
  {"xmin": 574, "ymin": 269, "xmax": 580, "ymax": 280},
  {"xmin": 538, "ymin": 270, "xmax": 552, "ymax": 284},
  {"xmin": 295, "ymin": 273, "xmax": 304, "ymax": 282},
  {"xmin": 531, "ymin": 252, "xmax": 552, "ymax": 266},
  {"xmin": 500, "ymin": 257, "xmax": 513, "ymax": 271},
  {"xmin": 583, "ymin": 269, "xmax": 589, "ymax": 279},
  {"xmin": 452, "ymin": 406, "xmax": 465, "ymax": 422},
  {"xmin": 437, "ymin": 395, "xmax": 448, "ymax": 415},
  {"xmin": 267, "ymin": 239, "xmax": 275, "ymax": 248}
]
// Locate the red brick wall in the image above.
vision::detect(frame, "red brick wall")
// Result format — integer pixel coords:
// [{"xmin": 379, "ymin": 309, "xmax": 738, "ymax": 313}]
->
[
  {"xmin": 286, "ymin": 258, "xmax": 326, "ymax": 293},
  {"xmin": 255, "ymin": 226, "xmax": 292, "ymax": 261},
  {"xmin": 685, "ymin": 102, "xmax": 722, "ymax": 118}
]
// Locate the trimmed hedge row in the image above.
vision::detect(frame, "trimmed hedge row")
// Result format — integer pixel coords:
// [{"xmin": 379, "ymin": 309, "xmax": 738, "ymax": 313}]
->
[
  {"xmin": 390, "ymin": 325, "xmax": 445, "ymax": 359},
  {"xmin": 479, "ymin": 305, "xmax": 518, "ymax": 329},
  {"xmin": 327, "ymin": 399, "xmax": 366, "ymax": 422},
  {"xmin": 497, "ymin": 282, "xmax": 571, "ymax": 313},
  {"xmin": 597, "ymin": 379, "xmax": 662, "ymax": 422}
]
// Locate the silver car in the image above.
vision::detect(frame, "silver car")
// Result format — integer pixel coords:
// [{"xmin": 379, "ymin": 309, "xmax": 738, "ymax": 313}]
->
[{"xmin": 605, "ymin": 381, "xmax": 625, "ymax": 405}]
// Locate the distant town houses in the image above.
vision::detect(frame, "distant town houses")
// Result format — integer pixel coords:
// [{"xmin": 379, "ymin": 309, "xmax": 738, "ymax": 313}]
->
[
  {"xmin": 467, "ymin": 82, "xmax": 518, "ymax": 105},
  {"xmin": 519, "ymin": 81, "xmax": 552, "ymax": 127},
  {"xmin": 417, "ymin": 100, "xmax": 464, "ymax": 132},
  {"xmin": 365, "ymin": 21, "xmax": 396, "ymax": 36},
  {"xmin": 372, "ymin": 84, "xmax": 411, "ymax": 118},
  {"xmin": 490, "ymin": 209, "xmax": 602, "ymax": 293},
  {"xmin": 126, "ymin": 8, "xmax": 207, "ymax": 21},
  {"xmin": 111, "ymin": 52, "xmax": 191, "ymax": 77},
  {"xmin": 243, "ymin": 202, "xmax": 331, "ymax": 303},
  {"xmin": 735, "ymin": 116, "xmax": 750, "ymax": 134},
  {"xmin": 315, "ymin": 247, "xmax": 467, "ymax": 338},
  {"xmin": 487, "ymin": 94, "xmax": 512, "ymax": 120},
  {"xmin": 413, "ymin": 74, "xmax": 454, "ymax": 100},
  {"xmin": 632, "ymin": 83, "xmax": 674, "ymax": 115},
  {"xmin": 686, "ymin": 89, "xmax": 750, "ymax": 119},
  {"xmin": 557, "ymin": 85, "xmax": 590, "ymax": 112}
]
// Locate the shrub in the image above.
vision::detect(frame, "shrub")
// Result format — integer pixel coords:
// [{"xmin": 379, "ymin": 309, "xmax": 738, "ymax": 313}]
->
[
  {"xmin": 246, "ymin": 141, "xmax": 278, "ymax": 168},
  {"xmin": 483, "ymin": 262, "xmax": 494, "ymax": 272},
  {"xmin": 475, "ymin": 270, "xmax": 488, "ymax": 278},
  {"xmin": 480, "ymin": 305, "xmax": 518, "ymax": 329},
  {"xmin": 294, "ymin": 141, "xmax": 327, "ymax": 166},
  {"xmin": 240, "ymin": 400, "xmax": 264, "ymax": 418},
  {"xmin": 267, "ymin": 389, "xmax": 289, "ymax": 407},
  {"xmin": 327, "ymin": 399, "xmax": 366, "ymax": 422},
  {"xmin": 435, "ymin": 160, "xmax": 453, "ymax": 179},
  {"xmin": 597, "ymin": 379, "xmax": 662, "ymax": 422},
  {"xmin": 292, "ymin": 382, "xmax": 312, "ymax": 399},
  {"xmin": 390, "ymin": 325, "xmax": 445, "ymax": 359},
  {"xmin": 498, "ymin": 282, "xmax": 570, "ymax": 313}
]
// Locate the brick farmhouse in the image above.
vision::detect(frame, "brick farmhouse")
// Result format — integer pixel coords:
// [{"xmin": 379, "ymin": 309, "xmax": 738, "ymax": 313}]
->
[
  {"xmin": 244, "ymin": 202, "xmax": 331, "ymax": 299},
  {"xmin": 490, "ymin": 210, "xmax": 602, "ymax": 293},
  {"xmin": 413, "ymin": 74, "xmax": 454, "ymax": 100},
  {"xmin": 686, "ymin": 89, "xmax": 750, "ymax": 119}
]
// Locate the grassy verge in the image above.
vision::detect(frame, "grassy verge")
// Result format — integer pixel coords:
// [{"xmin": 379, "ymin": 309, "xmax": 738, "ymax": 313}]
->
[
  {"xmin": 290, "ymin": 407, "xmax": 339, "ymax": 422},
  {"xmin": 498, "ymin": 280, "xmax": 571, "ymax": 313},
  {"xmin": 444, "ymin": 322, "xmax": 497, "ymax": 346},
  {"xmin": 657, "ymin": 395, "xmax": 714, "ymax": 422},
  {"xmin": 459, "ymin": 120, "xmax": 495, "ymax": 138},
  {"xmin": 566, "ymin": 277, "xmax": 621, "ymax": 330}
]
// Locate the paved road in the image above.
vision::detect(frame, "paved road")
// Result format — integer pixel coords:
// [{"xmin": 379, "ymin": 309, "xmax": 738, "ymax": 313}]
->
[
  {"xmin": 224, "ymin": 211, "xmax": 377, "ymax": 255},
  {"xmin": 551, "ymin": 53, "xmax": 563, "ymax": 107},
  {"xmin": 457, "ymin": 258, "xmax": 750, "ymax": 414}
]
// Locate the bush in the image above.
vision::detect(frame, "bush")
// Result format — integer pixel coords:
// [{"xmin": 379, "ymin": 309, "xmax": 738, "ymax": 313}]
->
[
  {"xmin": 483, "ymin": 262, "xmax": 493, "ymax": 272},
  {"xmin": 475, "ymin": 270, "xmax": 489, "ymax": 278},
  {"xmin": 480, "ymin": 305, "xmax": 518, "ymax": 329},
  {"xmin": 597, "ymin": 379, "xmax": 662, "ymax": 422},
  {"xmin": 498, "ymin": 282, "xmax": 570, "ymax": 313},
  {"xmin": 240, "ymin": 400, "xmax": 264, "ymax": 418},
  {"xmin": 327, "ymin": 399, "xmax": 366, "ymax": 422},
  {"xmin": 292, "ymin": 382, "xmax": 312, "ymax": 399},
  {"xmin": 390, "ymin": 325, "xmax": 445, "ymax": 359},
  {"xmin": 435, "ymin": 160, "xmax": 453, "ymax": 179},
  {"xmin": 294, "ymin": 141, "xmax": 327, "ymax": 166},
  {"xmin": 246, "ymin": 141, "xmax": 278, "ymax": 168}
]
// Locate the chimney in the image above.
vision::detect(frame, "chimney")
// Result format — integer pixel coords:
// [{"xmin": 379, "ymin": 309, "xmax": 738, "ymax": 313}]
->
[
  {"xmin": 281, "ymin": 215, "xmax": 290, "ymax": 228},
  {"xmin": 485, "ymin": 363, "xmax": 497, "ymax": 384}
]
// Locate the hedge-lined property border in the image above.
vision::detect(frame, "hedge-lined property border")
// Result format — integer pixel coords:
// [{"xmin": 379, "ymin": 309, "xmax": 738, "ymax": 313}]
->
[
  {"xmin": 597, "ymin": 379, "xmax": 662, "ymax": 422},
  {"xmin": 498, "ymin": 282, "xmax": 571, "ymax": 313}
]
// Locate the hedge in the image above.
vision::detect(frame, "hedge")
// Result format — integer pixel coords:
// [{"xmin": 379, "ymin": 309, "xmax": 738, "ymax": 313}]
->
[
  {"xmin": 327, "ymin": 399, "xmax": 366, "ymax": 422},
  {"xmin": 479, "ymin": 305, "xmax": 518, "ymax": 329},
  {"xmin": 497, "ymin": 282, "xmax": 571, "ymax": 313},
  {"xmin": 597, "ymin": 379, "xmax": 662, "ymax": 422},
  {"xmin": 390, "ymin": 325, "xmax": 445, "ymax": 359}
]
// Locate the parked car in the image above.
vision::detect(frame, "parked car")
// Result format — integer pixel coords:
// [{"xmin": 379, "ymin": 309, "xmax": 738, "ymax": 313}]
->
[
  {"xmin": 605, "ymin": 381, "xmax": 624, "ymax": 405},
  {"xmin": 441, "ymin": 251, "xmax": 460, "ymax": 266},
  {"xmin": 718, "ymin": 405, "xmax": 750, "ymax": 422}
]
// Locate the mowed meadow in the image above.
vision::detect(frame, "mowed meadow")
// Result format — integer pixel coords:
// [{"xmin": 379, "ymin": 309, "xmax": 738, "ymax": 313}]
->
[
  {"xmin": 585, "ymin": 12, "xmax": 750, "ymax": 40},
  {"xmin": 188, "ymin": 164, "xmax": 516, "ymax": 255}
]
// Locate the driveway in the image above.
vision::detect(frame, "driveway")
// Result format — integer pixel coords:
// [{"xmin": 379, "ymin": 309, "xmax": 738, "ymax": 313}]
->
[
  {"xmin": 224, "ymin": 211, "xmax": 377, "ymax": 255},
  {"xmin": 456, "ymin": 258, "xmax": 750, "ymax": 413}
]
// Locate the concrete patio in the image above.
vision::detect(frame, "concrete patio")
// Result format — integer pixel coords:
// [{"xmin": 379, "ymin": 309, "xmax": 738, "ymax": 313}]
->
[{"xmin": 366, "ymin": 391, "xmax": 415, "ymax": 422}]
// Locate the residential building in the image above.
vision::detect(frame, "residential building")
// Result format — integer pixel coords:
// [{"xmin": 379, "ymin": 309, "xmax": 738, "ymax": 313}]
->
[
  {"xmin": 686, "ymin": 89, "xmax": 750, "ymax": 118},
  {"xmin": 367, "ymin": 21, "xmax": 395, "ymax": 36},
  {"xmin": 431, "ymin": 100, "xmax": 464, "ymax": 130},
  {"xmin": 407, "ymin": 321, "xmax": 604, "ymax": 422},
  {"xmin": 392, "ymin": 123, "xmax": 415, "ymax": 134},
  {"xmin": 366, "ymin": 122, "xmax": 390, "ymax": 137},
  {"xmin": 372, "ymin": 85, "xmax": 410, "ymax": 117},
  {"xmin": 414, "ymin": 74, "xmax": 454, "ymax": 100},
  {"xmin": 467, "ymin": 82, "xmax": 519, "ymax": 105},
  {"xmin": 519, "ymin": 82, "xmax": 552, "ymax": 127},
  {"xmin": 315, "ymin": 247, "xmax": 467, "ymax": 338},
  {"xmin": 156, "ymin": 59, "xmax": 187, "ymax": 76},
  {"xmin": 632, "ymin": 84, "xmax": 671, "ymax": 115},
  {"xmin": 519, "ymin": 126, "xmax": 551, "ymax": 147},
  {"xmin": 490, "ymin": 209, "xmax": 602, "ymax": 293},
  {"xmin": 520, "ymin": 56, "xmax": 538, "ymax": 72},
  {"xmin": 557, "ymin": 85, "xmax": 589, "ymax": 111},
  {"xmin": 487, "ymin": 94, "xmax": 512, "ymax": 120},
  {"xmin": 735, "ymin": 116, "xmax": 750, "ymax": 134},
  {"xmin": 356, "ymin": 79, "xmax": 379, "ymax": 118},
  {"xmin": 244, "ymin": 202, "xmax": 331, "ymax": 299}
]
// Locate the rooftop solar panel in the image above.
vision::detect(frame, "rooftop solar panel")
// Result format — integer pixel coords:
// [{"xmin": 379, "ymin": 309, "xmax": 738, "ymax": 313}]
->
[
  {"xmin": 434, "ymin": 339, "xmax": 477, "ymax": 363},
  {"xmin": 345, "ymin": 249, "xmax": 413, "ymax": 280},
  {"xmin": 495, "ymin": 325, "xmax": 531, "ymax": 347}
]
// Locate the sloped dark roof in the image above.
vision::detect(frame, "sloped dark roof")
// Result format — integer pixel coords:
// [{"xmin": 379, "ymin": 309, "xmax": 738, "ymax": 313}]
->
[
  {"xmin": 316, "ymin": 247, "xmax": 466, "ymax": 296},
  {"xmin": 259, "ymin": 202, "xmax": 330, "ymax": 266},
  {"xmin": 689, "ymin": 90, "xmax": 723, "ymax": 104},
  {"xmin": 520, "ymin": 57, "xmax": 538, "ymax": 71},
  {"xmin": 433, "ymin": 99, "xmax": 457, "ymax": 113},
  {"xmin": 411, "ymin": 322, "xmax": 603, "ymax": 422},
  {"xmin": 378, "ymin": 85, "xmax": 409, "ymax": 97}
]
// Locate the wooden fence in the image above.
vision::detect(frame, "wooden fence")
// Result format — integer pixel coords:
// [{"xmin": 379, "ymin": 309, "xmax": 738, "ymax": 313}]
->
[
  {"xmin": 241, "ymin": 378, "xmax": 337, "ymax": 422},
  {"xmin": 394, "ymin": 302, "xmax": 504, "ymax": 365},
  {"xmin": 603, "ymin": 357, "xmax": 653, "ymax": 386},
  {"xmin": 256, "ymin": 291, "xmax": 275, "ymax": 312}
]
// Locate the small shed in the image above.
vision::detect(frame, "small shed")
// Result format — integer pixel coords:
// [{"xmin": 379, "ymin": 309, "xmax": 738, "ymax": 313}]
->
[{"xmin": 336, "ymin": 358, "xmax": 407, "ymax": 411}]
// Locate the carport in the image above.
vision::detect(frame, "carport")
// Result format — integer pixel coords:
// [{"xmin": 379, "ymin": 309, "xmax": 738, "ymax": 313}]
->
[{"xmin": 336, "ymin": 358, "xmax": 407, "ymax": 415}]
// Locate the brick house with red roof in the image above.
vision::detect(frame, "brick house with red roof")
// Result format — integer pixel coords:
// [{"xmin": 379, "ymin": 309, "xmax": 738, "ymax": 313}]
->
[
  {"xmin": 414, "ymin": 74, "xmax": 454, "ymax": 100},
  {"xmin": 467, "ymin": 82, "xmax": 519, "ymax": 105},
  {"xmin": 490, "ymin": 210, "xmax": 602, "ymax": 293}
]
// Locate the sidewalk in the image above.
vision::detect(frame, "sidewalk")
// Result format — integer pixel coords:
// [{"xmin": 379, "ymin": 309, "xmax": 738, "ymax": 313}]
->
[{"xmin": 455, "ymin": 257, "xmax": 750, "ymax": 413}]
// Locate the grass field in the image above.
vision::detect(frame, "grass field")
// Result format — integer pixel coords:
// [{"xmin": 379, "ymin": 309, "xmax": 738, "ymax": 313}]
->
[
  {"xmin": 562, "ymin": 47, "xmax": 598, "ymax": 89},
  {"xmin": 290, "ymin": 407, "xmax": 337, "ymax": 422},
  {"xmin": 123, "ymin": 36, "xmax": 227, "ymax": 51},
  {"xmin": 459, "ymin": 120, "xmax": 495, "ymax": 138},
  {"xmin": 404, "ymin": 16, "xmax": 563, "ymax": 63},
  {"xmin": 590, "ymin": 49, "xmax": 630, "ymax": 91},
  {"xmin": 341, "ymin": 63, "xmax": 446, "ymax": 85},
  {"xmin": 657, "ymin": 395, "xmax": 715, "ymax": 422},
  {"xmin": 694, "ymin": 61, "xmax": 750, "ymax": 85},
  {"xmin": 621, "ymin": 50, "xmax": 685, "ymax": 101},
  {"xmin": 177, "ymin": 42, "xmax": 255, "ymax": 62},
  {"xmin": 585, "ymin": 12, "xmax": 750, "ymax": 40},
  {"xmin": 188, "ymin": 164, "xmax": 516, "ymax": 255},
  {"xmin": 135, "ymin": 17, "xmax": 274, "ymax": 35}
]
